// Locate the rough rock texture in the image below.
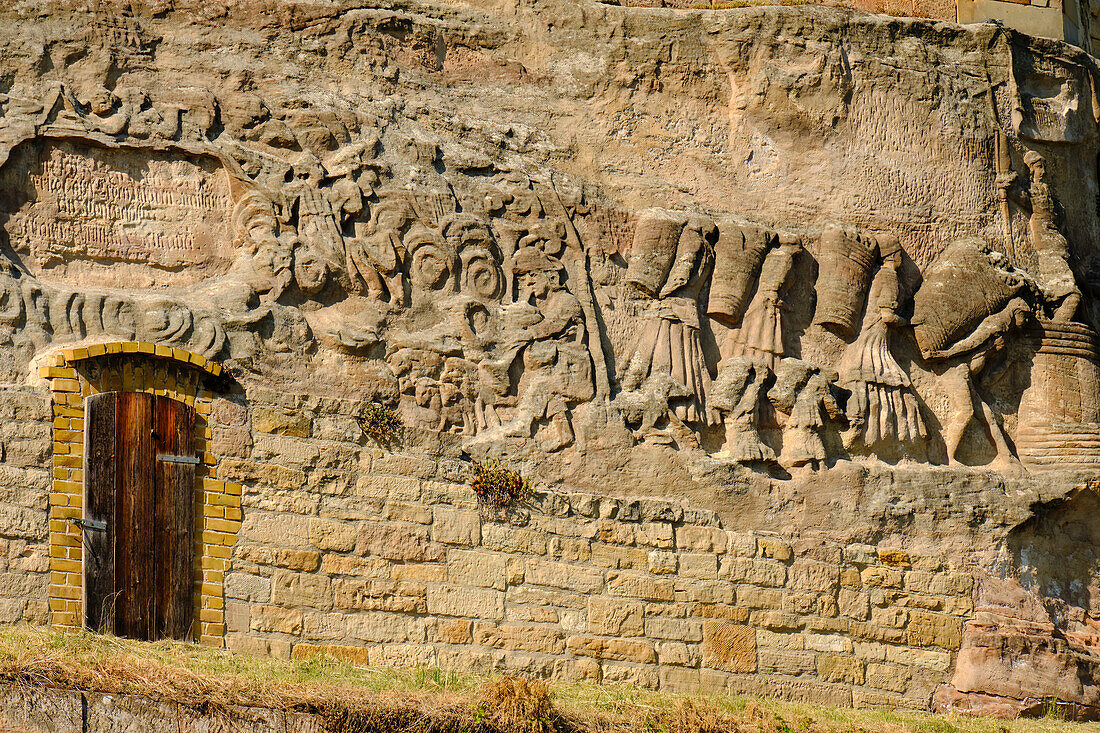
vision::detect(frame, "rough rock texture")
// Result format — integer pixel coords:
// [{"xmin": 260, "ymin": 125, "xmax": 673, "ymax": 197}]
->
[{"xmin": 0, "ymin": 0, "xmax": 1098, "ymax": 716}]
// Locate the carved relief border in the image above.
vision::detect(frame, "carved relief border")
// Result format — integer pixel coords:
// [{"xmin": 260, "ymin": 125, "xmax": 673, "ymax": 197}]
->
[{"xmin": 38, "ymin": 341, "xmax": 240, "ymax": 647}]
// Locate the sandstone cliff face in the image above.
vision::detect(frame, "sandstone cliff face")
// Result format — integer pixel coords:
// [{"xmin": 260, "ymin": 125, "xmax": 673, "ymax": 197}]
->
[{"xmin": 1, "ymin": 0, "xmax": 1100, "ymax": 716}]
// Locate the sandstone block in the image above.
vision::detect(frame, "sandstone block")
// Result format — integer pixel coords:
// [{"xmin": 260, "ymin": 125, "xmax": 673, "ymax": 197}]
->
[
  {"xmin": 602, "ymin": 663, "xmax": 659, "ymax": 688},
  {"xmin": 547, "ymin": 536, "xmax": 592, "ymax": 563},
  {"xmin": 678, "ymin": 552, "xmax": 718, "ymax": 579},
  {"xmin": 309, "ymin": 518, "xmax": 357, "ymax": 552},
  {"xmin": 482, "ymin": 524, "xmax": 548, "ymax": 555},
  {"xmin": 552, "ymin": 657, "xmax": 602, "ymax": 684},
  {"xmin": 526, "ymin": 558, "xmax": 604, "ymax": 593},
  {"xmin": 789, "ymin": 560, "xmax": 840, "ymax": 593},
  {"xmin": 907, "ymin": 609, "xmax": 962, "ymax": 649},
  {"xmin": 432, "ymin": 506, "xmax": 481, "ymax": 546},
  {"xmin": 702, "ymin": 620, "xmax": 756, "ymax": 673},
  {"xmin": 566, "ymin": 636, "xmax": 656, "ymax": 663},
  {"xmin": 474, "ymin": 622, "xmax": 566, "ymax": 653},
  {"xmin": 224, "ymin": 572, "xmax": 271, "ymax": 603},
  {"xmin": 320, "ymin": 555, "xmax": 390, "ymax": 576},
  {"xmin": 635, "ymin": 522, "xmax": 675, "ymax": 548},
  {"xmin": 358, "ymin": 522, "xmax": 444, "ymax": 562},
  {"xmin": 817, "ymin": 653, "xmax": 864, "ymax": 684},
  {"xmin": 370, "ymin": 643, "xmax": 437, "ymax": 668},
  {"xmin": 884, "ymin": 644, "xmax": 951, "ymax": 671},
  {"xmin": 334, "ymin": 579, "xmax": 427, "ymax": 613},
  {"xmin": 759, "ymin": 647, "xmax": 816, "ymax": 675},
  {"xmin": 302, "ymin": 611, "xmax": 347, "ymax": 641},
  {"xmin": 597, "ymin": 519, "xmax": 635, "ymax": 545},
  {"xmin": 839, "ymin": 588, "xmax": 869, "ymax": 620},
  {"xmin": 757, "ymin": 538, "xmax": 793, "ymax": 561},
  {"xmin": 749, "ymin": 611, "xmax": 804, "ymax": 632},
  {"xmin": 426, "ymin": 584, "xmax": 504, "ymax": 619},
  {"xmin": 271, "ymin": 571, "xmax": 333, "ymax": 610},
  {"xmin": 346, "ymin": 613, "xmax": 409, "ymax": 643},
  {"xmin": 385, "ymin": 502, "xmax": 433, "ymax": 524},
  {"xmin": 447, "ymin": 548, "xmax": 508, "ymax": 590},
  {"xmin": 736, "ymin": 584, "xmax": 782, "ymax": 609},
  {"xmin": 756, "ymin": 629, "xmax": 804, "ymax": 650},
  {"xmin": 591, "ymin": 543, "xmax": 647, "ymax": 569},
  {"xmin": 866, "ymin": 662, "xmax": 911, "ymax": 693},
  {"xmin": 870, "ymin": 607, "xmax": 909, "ymax": 628},
  {"xmin": 357, "ymin": 475, "xmax": 421, "ymax": 502},
  {"xmin": 647, "ymin": 550, "xmax": 678, "ymax": 574},
  {"xmin": 861, "ymin": 566, "xmax": 904, "ymax": 588},
  {"xmin": 253, "ymin": 406, "xmax": 310, "ymax": 437},
  {"xmin": 607, "ymin": 570, "xmax": 674, "ymax": 601},
  {"xmin": 427, "ymin": 618, "xmax": 473, "ymax": 644},
  {"xmin": 587, "ymin": 596, "xmax": 644, "ymax": 636},
  {"xmin": 250, "ymin": 605, "xmax": 303, "ymax": 634},
  {"xmin": 721, "ymin": 558, "xmax": 786, "ymax": 587},
  {"xmin": 656, "ymin": 640, "xmax": 697, "ymax": 667},
  {"xmin": 646, "ymin": 616, "xmax": 702, "ymax": 642},
  {"xmin": 692, "ymin": 603, "xmax": 751, "ymax": 622},
  {"xmin": 877, "ymin": 549, "xmax": 911, "ymax": 568},
  {"xmin": 676, "ymin": 525, "xmax": 726, "ymax": 553}
]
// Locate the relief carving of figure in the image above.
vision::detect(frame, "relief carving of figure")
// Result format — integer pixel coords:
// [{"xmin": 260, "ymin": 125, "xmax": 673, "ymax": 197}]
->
[
  {"xmin": 710, "ymin": 356, "xmax": 774, "ymax": 464},
  {"xmin": 1023, "ymin": 151, "xmax": 1081, "ymax": 322},
  {"xmin": 495, "ymin": 246, "xmax": 593, "ymax": 451},
  {"xmin": 839, "ymin": 235, "xmax": 927, "ymax": 449},
  {"xmin": 722, "ymin": 234, "xmax": 801, "ymax": 371},
  {"xmin": 924, "ymin": 297, "xmax": 1031, "ymax": 467},
  {"xmin": 345, "ymin": 193, "xmax": 411, "ymax": 304},
  {"xmin": 770, "ymin": 359, "xmax": 844, "ymax": 471},
  {"xmin": 622, "ymin": 215, "xmax": 715, "ymax": 425}
]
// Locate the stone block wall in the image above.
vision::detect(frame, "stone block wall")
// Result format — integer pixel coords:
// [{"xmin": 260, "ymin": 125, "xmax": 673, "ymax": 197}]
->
[{"xmin": 221, "ymin": 387, "xmax": 974, "ymax": 708}]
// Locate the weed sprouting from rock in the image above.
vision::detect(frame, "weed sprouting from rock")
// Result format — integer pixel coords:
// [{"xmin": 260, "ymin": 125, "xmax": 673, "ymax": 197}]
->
[
  {"xmin": 360, "ymin": 402, "xmax": 402, "ymax": 445},
  {"xmin": 469, "ymin": 460, "xmax": 530, "ymax": 510}
]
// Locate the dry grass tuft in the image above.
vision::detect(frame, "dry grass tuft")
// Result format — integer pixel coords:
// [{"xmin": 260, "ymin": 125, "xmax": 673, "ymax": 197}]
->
[{"xmin": 477, "ymin": 677, "xmax": 561, "ymax": 733}]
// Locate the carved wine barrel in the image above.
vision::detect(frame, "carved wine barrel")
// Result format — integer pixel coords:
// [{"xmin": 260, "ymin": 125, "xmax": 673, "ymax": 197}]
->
[
  {"xmin": 707, "ymin": 221, "xmax": 774, "ymax": 328},
  {"xmin": 1016, "ymin": 319, "xmax": 1100, "ymax": 467},
  {"xmin": 812, "ymin": 226, "xmax": 878, "ymax": 339},
  {"xmin": 911, "ymin": 236, "xmax": 1020, "ymax": 356},
  {"xmin": 625, "ymin": 210, "xmax": 686, "ymax": 296}
]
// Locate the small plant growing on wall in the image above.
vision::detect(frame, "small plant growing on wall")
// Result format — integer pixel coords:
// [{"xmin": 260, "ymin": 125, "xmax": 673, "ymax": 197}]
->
[
  {"xmin": 469, "ymin": 460, "xmax": 530, "ymax": 510},
  {"xmin": 360, "ymin": 402, "xmax": 402, "ymax": 445}
]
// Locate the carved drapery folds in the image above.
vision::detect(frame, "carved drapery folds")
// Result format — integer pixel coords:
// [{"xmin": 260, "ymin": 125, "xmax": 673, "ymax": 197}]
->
[{"xmin": 0, "ymin": 82, "xmax": 1095, "ymax": 476}]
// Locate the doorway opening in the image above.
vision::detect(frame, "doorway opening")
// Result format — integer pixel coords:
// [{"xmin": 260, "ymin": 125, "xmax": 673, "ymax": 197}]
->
[{"xmin": 82, "ymin": 391, "xmax": 196, "ymax": 641}]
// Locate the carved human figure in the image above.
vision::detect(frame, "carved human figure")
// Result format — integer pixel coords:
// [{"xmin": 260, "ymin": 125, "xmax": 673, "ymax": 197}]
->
[
  {"xmin": 923, "ymin": 297, "xmax": 1031, "ymax": 466},
  {"xmin": 839, "ymin": 235, "xmax": 927, "ymax": 449},
  {"xmin": 622, "ymin": 217, "xmax": 715, "ymax": 424},
  {"xmin": 288, "ymin": 153, "xmax": 344, "ymax": 266},
  {"xmin": 345, "ymin": 195, "xmax": 411, "ymax": 304},
  {"xmin": 497, "ymin": 247, "xmax": 593, "ymax": 451},
  {"xmin": 618, "ymin": 371, "xmax": 695, "ymax": 446},
  {"xmin": 1024, "ymin": 151, "xmax": 1081, "ymax": 322},
  {"xmin": 710, "ymin": 357, "xmax": 775, "ymax": 464},
  {"xmin": 723, "ymin": 234, "xmax": 801, "ymax": 371},
  {"xmin": 231, "ymin": 190, "xmax": 294, "ymax": 304},
  {"xmin": 771, "ymin": 360, "xmax": 843, "ymax": 470}
]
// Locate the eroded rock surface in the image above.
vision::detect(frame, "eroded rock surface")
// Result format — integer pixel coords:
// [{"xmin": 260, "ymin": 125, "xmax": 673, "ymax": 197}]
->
[{"xmin": 0, "ymin": 0, "xmax": 1098, "ymax": 716}]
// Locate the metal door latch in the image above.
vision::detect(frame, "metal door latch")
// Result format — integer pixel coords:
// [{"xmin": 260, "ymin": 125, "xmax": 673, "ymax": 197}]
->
[
  {"xmin": 156, "ymin": 454, "xmax": 201, "ymax": 465},
  {"xmin": 70, "ymin": 518, "xmax": 107, "ymax": 532}
]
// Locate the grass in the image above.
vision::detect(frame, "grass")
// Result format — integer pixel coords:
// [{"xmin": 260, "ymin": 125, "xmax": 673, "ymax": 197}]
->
[{"xmin": 0, "ymin": 624, "xmax": 1088, "ymax": 732}]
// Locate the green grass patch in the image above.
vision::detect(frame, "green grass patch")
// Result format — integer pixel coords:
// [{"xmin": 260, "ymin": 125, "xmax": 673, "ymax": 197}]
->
[{"xmin": 0, "ymin": 624, "xmax": 1088, "ymax": 733}]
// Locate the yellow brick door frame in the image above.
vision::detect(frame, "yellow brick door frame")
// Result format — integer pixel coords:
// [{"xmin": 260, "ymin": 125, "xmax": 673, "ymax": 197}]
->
[{"xmin": 40, "ymin": 341, "xmax": 242, "ymax": 647}]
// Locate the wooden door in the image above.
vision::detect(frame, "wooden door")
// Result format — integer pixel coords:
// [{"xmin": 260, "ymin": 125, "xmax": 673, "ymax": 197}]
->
[{"xmin": 82, "ymin": 391, "xmax": 196, "ymax": 641}]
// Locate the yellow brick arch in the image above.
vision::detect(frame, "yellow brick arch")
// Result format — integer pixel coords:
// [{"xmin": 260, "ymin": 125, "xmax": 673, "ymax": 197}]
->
[{"xmin": 40, "ymin": 340, "xmax": 239, "ymax": 646}]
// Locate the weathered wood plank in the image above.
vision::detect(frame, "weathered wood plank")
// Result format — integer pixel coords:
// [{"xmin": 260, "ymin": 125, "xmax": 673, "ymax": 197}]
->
[
  {"xmin": 153, "ymin": 396, "xmax": 196, "ymax": 641},
  {"xmin": 115, "ymin": 392, "xmax": 155, "ymax": 641},
  {"xmin": 82, "ymin": 392, "xmax": 117, "ymax": 635}
]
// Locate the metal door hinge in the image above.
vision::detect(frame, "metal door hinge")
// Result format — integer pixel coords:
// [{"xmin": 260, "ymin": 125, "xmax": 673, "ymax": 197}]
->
[
  {"xmin": 156, "ymin": 454, "xmax": 200, "ymax": 465},
  {"xmin": 70, "ymin": 518, "xmax": 107, "ymax": 532}
]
